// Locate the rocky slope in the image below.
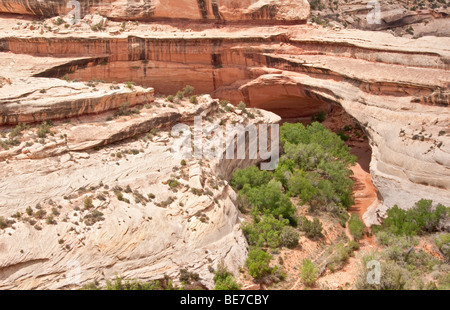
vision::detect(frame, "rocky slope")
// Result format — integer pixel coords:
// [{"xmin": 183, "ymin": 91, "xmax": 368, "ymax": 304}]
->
[
  {"xmin": 0, "ymin": 93, "xmax": 281, "ymax": 289},
  {"xmin": 308, "ymin": 0, "xmax": 450, "ymax": 38}
]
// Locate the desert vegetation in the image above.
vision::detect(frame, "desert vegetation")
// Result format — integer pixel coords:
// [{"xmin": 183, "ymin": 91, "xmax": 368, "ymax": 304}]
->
[
  {"xmin": 355, "ymin": 199, "xmax": 449, "ymax": 290},
  {"xmin": 231, "ymin": 122, "xmax": 357, "ymax": 286}
]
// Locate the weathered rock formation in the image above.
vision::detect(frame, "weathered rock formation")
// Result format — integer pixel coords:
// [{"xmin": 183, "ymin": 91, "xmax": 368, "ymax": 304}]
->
[
  {"xmin": 0, "ymin": 1, "xmax": 449, "ymax": 289},
  {"xmin": 308, "ymin": 0, "xmax": 450, "ymax": 38},
  {"xmin": 2, "ymin": 18, "xmax": 449, "ymax": 218},
  {"xmin": 0, "ymin": 0, "xmax": 310, "ymax": 22},
  {"xmin": 0, "ymin": 94, "xmax": 281, "ymax": 289}
]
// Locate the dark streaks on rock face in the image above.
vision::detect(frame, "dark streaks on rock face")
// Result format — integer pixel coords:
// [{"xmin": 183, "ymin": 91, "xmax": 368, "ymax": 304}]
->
[
  {"xmin": 211, "ymin": 53, "xmax": 222, "ymax": 68},
  {"xmin": 106, "ymin": 111, "xmax": 181, "ymax": 147},
  {"xmin": 250, "ymin": 4, "xmax": 278, "ymax": 20},
  {"xmin": 128, "ymin": 36, "xmax": 147, "ymax": 61},
  {"xmin": 413, "ymin": 89, "xmax": 450, "ymax": 107},
  {"xmin": 0, "ymin": 0, "xmax": 309, "ymax": 22},
  {"xmin": 33, "ymin": 57, "xmax": 109, "ymax": 78},
  {"xmin": 197, "ymin": 0, "xmax": 208, "ymax": 19},
  {"xmin": 211, "ymin": 0, "xmax": 221, "ymax": 20},
  {"xmin": 0, "ymin": 38, "xmax": 8, "ymax": 52}
]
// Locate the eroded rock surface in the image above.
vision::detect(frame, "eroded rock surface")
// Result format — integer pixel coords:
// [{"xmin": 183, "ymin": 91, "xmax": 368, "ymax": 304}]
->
[
  {"xmin": 0, "ymin": 95, "xmax": 279, "ymax": 289},
  {"xmin": 0, "ymin": 1, "xmax": 449, "ymax": 288},
  {"xmin": 0, "ymin": 0, "xmax": 310, "ymax": 22}
]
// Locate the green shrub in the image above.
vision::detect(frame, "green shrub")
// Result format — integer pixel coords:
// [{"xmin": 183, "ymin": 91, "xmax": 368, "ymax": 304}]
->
[
  {"xmin": 167, "ymin": 95, "xmax": 175, "ymax": 102},
  {"xmin": 231, "ymin": 166, "xmax": 272, "ymax": 190},
  {"xmin": 237, "ymin": 101, "xmax": 247, "ymax": 111},
  {"xmin": 84, "ymin": 210, "xmax": 104, "ymax": 226},
  {"xmin": 220, "ymin": 100, "xmax": 230, "ymax": 107},
  {"xmin": 245, "ymin": 180, "xmax": 297, "ymax": 225},
  {"xmin": 298, "ymin": 216, "xmax": 323, "ymax": 239},
  {"xmin": 189, "ymin": 95, "xmax": 198, "ymax": 104},
  {"xmin": 280, "ymin": 226, "xmax": 300, "ymax": 249},
  {"xmin": 9, "ymin": 123, "xmax": 28, "ymax": 139},
  {"xmin": 435, "ymin": 233, "xmax": 450, "ymax": 261},
  {"xmin": 246, "ymin": 248, "xmax": 275, "ymax": 280},
  {"xmin": 356, "ymin": 256, "xmax": 409, "ymax": 290},
  {"xmin": 328, "ymin": 243, "xmax": 351, "ymax": 271},
  {"xmin": 84, "ymin": 197, "xmax": 93, "ymax": 210},
  {"xmin": 115, "ymin": 190, "xmax": 124, "ymax": 201},
  {"xmin": 167, "ymin": 179, "xmax": 179, "ymax": 189},
  {"xmin": 348, "ymin": 240, "xmax": 360, "ymax": 251},
  {"xmin": 348, "ymin": 213, "xmax": 365, "ymax": 241},
  {"xmin": 381, "ymin": 199, "xmax": 447, "ymax": 236},
  {"xmin": 34, "ymin": 209, "xmax": 47, "ymax": 219},
  {"xmin": 278, "ymin": 122, "xmax": 356, "ymax": 210},
  {"xmin": 91, "ymin": 23, "xmax": 105, "ymax": 32},
  {"xmin": 114, "ymin": 102, "xmax": 140, "ymax": 118},
  {"xmin": 183, "ymin": 85, "xmax": 195, "ymax": 97},
  {"xmin": 102, "ymin": 277, "xmax": 167, "ymax": 290},
  {"xmin": 54, "ymin": 17, "xmax": 65, "ymax": 26},
  {"xmin": 437, "ymin": 273, "xmax": 450, "ymax": 290},
  {"xmin": 36, "ymin": 121, "xmax": 53, "ymax": 138},
  {"xmin": 26, "ymin": 206, "xmax": 33, "ymax": 216},
  {"xmin": 337, "ymin": 210, "xmax": 349, "ymax": 227},
  {"xmin": 280, "ymin": 122, "xmax": 356, "ymax": 165},
  {"xmin": 0, "ymin": 216, "xmax": 14, "ymax": 229},
  {"xmin": 299, "ymin": 258, "xmax": 318, "ymax": 287},
  {"xmin": 230, "ymin": 166, "xmax": 273, "ymax": 192},
  {"xmin": 179, "ymin": 269, "xmax": 200, "ymax": 284},
  {"xmin": 176, "ymin": 91, "xmax": 184, "ymax": 100},
  {"xmin": 312, "ymin": 111, "xmax": 326, "ymax": 122},
  {"xmin": 213, "ymin": 261, "xmax": 241, "ymax": 290},
  {"xmin": 242, "ymin": 214, "xmax": 288, "ymax": 248},
  {"xmin": 46, "ymin": 215, "xmax": 56, "ymax": 225}
]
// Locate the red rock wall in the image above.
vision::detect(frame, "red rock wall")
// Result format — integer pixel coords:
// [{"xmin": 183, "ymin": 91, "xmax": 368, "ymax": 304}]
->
[{"xmin": 0, "ymin": 0, "xmax": 310, "ymax": 22}]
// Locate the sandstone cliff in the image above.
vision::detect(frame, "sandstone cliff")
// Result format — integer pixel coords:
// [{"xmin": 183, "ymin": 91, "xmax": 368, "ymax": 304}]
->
[
  {"xmin": 0, "ymin": 94, "xmax": 281, "ymax": 289},
  {"xmin": 3, "ymin": 17, "xmax": 449, "ymax": 223},
  {"xmin": 0, "ymin": 5, "xmax": 449, "ymax": 289},
  {"xmin": 0, "ymin": 0, "xmax": 310, "ymax": 22}
]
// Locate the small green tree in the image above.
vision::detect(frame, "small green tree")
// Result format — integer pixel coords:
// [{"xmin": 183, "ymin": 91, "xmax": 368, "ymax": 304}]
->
[
  {"xmin": 299, "ymin": 258, "xmax": 318, "ymax": 287},
  {"xmin": 348, "ymin": 213, "xmax": 365, "ymax": 241},
  {"xmin": 242, "ymin": 214, "xmax": 288, "ymax": 248},
  {"xmin": 280, "ymin": 226, "xmax": 300, "ymax": 249},
  {"xmin": 237, "ymin": 101, "xmax": 247, "ymax": 111},
  {"xmin": 298, "ymin": 216, "xmax": 323, "ymax": 239},
  {"xmin": 176, "ymin": 91, "xmax": 184, "ymax": 100},
  {"xmin": 26, "ymin": 206, "xmax": 33, "ymax": 216},
  {"xmin": 183, "ymin": 85, "xmax": 195, "ymax": 97},
  {"xmin": 230, "ymin": 166, "xmax": 273, "ymax": 191},
  {"xmin": 246, "ymin": 180, "xmax": 297, "ymax": 225},
  {"xmin": 84, "ymin": 197, "xmax": 93, "ymax": 210},
  {"xmin": 382, "ymin": 200, "xmax": 447, "ymax": 236},
  {"xmin": 213, "ymin": 261, "xmax": 241, "ymax": 290},
  {"xmin": 246, "ymin": 248, "xmax": 274, "ymax": 280},
  {"xmin": 189, "ymin": 95, "xmax": 198, "ymax": 104}
]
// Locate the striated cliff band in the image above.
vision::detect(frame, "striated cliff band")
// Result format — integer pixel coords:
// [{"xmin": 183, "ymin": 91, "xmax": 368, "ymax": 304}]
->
[
  {"xmin": 0, "ymin": 1, "xmax": 449, "ymax": 290},
  {"xmin": 0, "ymin": 0, "xmax": 310, "ymax": 21}
]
